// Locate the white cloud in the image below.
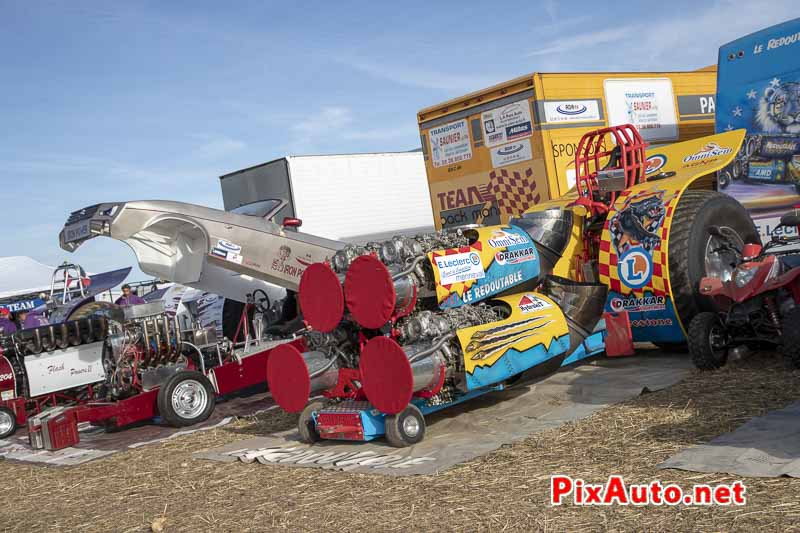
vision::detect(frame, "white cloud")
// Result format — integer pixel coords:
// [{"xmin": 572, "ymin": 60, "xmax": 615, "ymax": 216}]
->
[
  {"xmin": 291, "ymin": 106, "xmax": 353, "ymax": 134},
  {"xmin": 193, "ymin": 136, "xmax": 247, "ymax": 159},
  {"xmin": 334, "ymin": 56, "xmax": 503, "ymax": 92},
  {"xmin": 528, "ymin": 0, "xmax": 797, "ymax": 68},
  {"xmin": 528, "ymin": 26, "xmax": 634, "ymax": 57}
]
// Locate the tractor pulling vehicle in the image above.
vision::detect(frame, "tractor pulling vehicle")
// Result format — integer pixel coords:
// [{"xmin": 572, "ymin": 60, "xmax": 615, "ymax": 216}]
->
[
  {"xmin": 0, "ymin": 297, "xmax": 300, "ymax": 444},
  {"xmin": 56, "ymin": 125, "xmax": 757, "ymax": 447},
  {"xmin": 264, "ymin": 125, "xmax": 760, "ymax": 446}
]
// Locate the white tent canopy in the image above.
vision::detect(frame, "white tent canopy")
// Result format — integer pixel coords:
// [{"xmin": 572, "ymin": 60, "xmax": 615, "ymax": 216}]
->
[{"xmin": 0, "ymin": 256, "xmax": 55, "ymax": 299}]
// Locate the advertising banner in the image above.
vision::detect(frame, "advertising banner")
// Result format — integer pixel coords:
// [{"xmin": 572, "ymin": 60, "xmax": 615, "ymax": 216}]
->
[{"xmin": 604, "ymin": 78, "xmax": 679, "ymax": 142}]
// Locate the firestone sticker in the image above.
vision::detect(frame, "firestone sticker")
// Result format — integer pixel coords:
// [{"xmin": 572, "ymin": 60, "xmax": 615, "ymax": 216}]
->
[
  {"xmin": 430, "ymin": 119, "xmax": 472, "ymax": 168},
  {"xmin": 482, "ymin": 99, "xmax": 533, "ymax": 147},
  {"xmin": 434, "ymin": 251, "xmax": 485, "ymax": 285}
]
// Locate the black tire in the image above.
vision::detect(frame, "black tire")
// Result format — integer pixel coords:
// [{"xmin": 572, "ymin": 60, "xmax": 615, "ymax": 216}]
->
[
  {"xmin": 384, "ymin": 404, "xmax": 426, "ymax": 448},
  {"xmin": 0, "ymin": 406, "xmax": 17, "ymax": 439},
  {"xmin": 157, "ymin": 371, "xmax": 216, "ymax": 427},
  {"xmin": 652, "ymin": 341, "xmax": 689, "ymax": 353},
  {"xmin": 688, "ymin": 312, "xmax": 729, "ymax": 370},
  {"xmin": 298, "ymin": 400, "xmax": 325, "ymax": 444},
  {"xmin": 717, "ymin": 170, "xmax": 731, "ymax": 189},
  {"xmin": 668, "ymin": 191, "xmax": 759, "ymax": 330},
  {"xmin": 782, "ymin": 307, "xmax": 800, "ymax": 369}
]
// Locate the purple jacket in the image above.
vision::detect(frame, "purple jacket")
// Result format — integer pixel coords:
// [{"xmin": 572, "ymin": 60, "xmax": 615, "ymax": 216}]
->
[
  {"xmin": 0, "ymin": 317, "xmax": 16, "ymax": 335},
  {"xmin": 115, "ymin": 294, "xmax": 146, "ymax": 306}
]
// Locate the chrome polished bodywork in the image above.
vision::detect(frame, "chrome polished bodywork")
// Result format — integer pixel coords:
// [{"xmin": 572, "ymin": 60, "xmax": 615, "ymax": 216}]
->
[{"xmin": 59, "ymin": 200, "xmax": 345, "ymax": 299}]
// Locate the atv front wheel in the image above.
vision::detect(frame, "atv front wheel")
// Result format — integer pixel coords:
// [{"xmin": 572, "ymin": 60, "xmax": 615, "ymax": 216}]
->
[
  {"xmin": 782, "ymin": 307, "xmax": 800, "ymax": 369},
  {"xmin": 668, "ymin": 191, "xmax": 759, "ymax": 329},
  {"xmin": 688, "ymin": 312, "xmax": 729, "ymax": 370}
]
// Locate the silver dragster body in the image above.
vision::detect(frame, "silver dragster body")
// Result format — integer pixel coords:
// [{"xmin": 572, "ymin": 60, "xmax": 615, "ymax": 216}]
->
[{"xmin": 59, "ymin": 199, "xmax": 345, "ymax": 301}]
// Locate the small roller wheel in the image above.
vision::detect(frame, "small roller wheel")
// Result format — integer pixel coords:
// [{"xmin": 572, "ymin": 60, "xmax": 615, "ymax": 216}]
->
[
  {"xmin": 384, "ymin": 404, "xmax": 425, "ymax": 448},
  {"xmin": 157, "ymin": 371, "xmax": 216, "ymax": 427},
  {"xmin": 0, "ymin": 406, "xmax": 17, "ymax": 439},
  {"xmin": 298, "ymin": 400, "xmax": 325, "ymax": 444}
]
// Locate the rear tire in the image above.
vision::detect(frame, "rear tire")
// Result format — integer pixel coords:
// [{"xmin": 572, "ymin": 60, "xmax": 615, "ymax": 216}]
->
[
  {"xmin": 0, "ymin": 406, "xmax": 16, "ymax": 439},
  {"xmin": 384, "ymin": 404, "xmax": 425, "ymax": 448},
  {"xmin": 782, "ymin": 307, "xmax": 800, "ymax": 369},
  {"xmin": 157, "ymin": 371, "xmax": 216, "ymax": 427},
  {"xmin": 668, "ymin": 191, "xmax": 759, "ymax": 329},
  {"xmin": 297, "ymin": 400, "xmax": 324, "ymax": 444},
  {"xmin": 688, "ymin": 312, "xmax": 729, "ymax": 370}
]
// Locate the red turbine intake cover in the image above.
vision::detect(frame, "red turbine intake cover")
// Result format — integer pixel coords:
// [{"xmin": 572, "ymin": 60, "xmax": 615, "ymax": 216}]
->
[
  {"xmin": 267, "ymin": 343, "xmax": 312, "ymax": 413},
  {"xmin": 344, "ymin": 255, "xmax": 396, "ymax": 329},
  {"xmin": 299, "ymin": 262, "xmax": 344, "ymax": 333},
  {"xmin": 359, "ymin": 336, "xmax": 413, "ymax": 415}
]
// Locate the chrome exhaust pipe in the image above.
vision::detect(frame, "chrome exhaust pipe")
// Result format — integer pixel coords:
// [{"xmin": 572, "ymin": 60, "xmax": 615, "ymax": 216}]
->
[
  {"xmin": 511, "ymin": 208, "xmax": 574, "ymax": 275},
  {"xmin": 541, "ymin": 275, "xmax": 607, "ymax": 354}
]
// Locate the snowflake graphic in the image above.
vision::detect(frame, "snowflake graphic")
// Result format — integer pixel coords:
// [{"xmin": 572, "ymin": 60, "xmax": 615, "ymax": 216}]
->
[
  {"xmin": 747, "ymin": 89, "xmax": 757, "ymax": 100},
  {"xmin": 733, "ymin": 106, "xmax": 743, "ymax": 117},
  {"xmin": 725, "ymin": 124, "xmax": 734, "ymax": 131},
  {"xmin": 770, "ymin": 77, "xmax": 781, "ymax": 88}
]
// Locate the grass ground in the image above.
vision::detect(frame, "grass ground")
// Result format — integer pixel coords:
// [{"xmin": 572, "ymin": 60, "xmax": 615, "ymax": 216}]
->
[{"xmin": 1, "ymin": 352, "xmax": 799, "ymax": 532}]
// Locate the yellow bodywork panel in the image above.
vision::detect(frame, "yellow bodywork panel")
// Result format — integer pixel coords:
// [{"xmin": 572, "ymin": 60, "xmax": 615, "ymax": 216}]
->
[{"xmin": 456, "ymin": 292, "xmax": 569, "ymax": 388}]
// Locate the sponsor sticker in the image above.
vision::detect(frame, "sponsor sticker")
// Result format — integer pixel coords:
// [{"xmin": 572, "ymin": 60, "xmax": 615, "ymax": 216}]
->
[
  {"xmin": 518, "ymin": 294, "xmax": 553, "ymax": 313},
  {"xmin": 429, "ymin": 119, "xmax": 472, "ymax": 168},
  {"xmin": 543, "ymin": 100, "xmax": 601, "ymax": 123},
  {"xmin": 682, "ymin": 142, "xmax": 733, "ymax": 163},
  {"xmin": 211, "ymin": 239, "xmax": 244, "ymax": 264},
  {"xmin": 618, "ymin": 247, "xmax": 653, "ymax": 289},
  {"xmin": 645, "ymin": 154, "xmax": 667, "ymax": 175},
  {"xmin": 609, "ymin": 295, "xmax": 666, "ymax": 312},
  {"xmin": 435, "ymin": 251, "xmax": 486, "ymax": 285},
  {"xmin": 481, "ymin": 99, "xmax": 533, "ymax": 147},
  {"xmin": 495, "ymin": 246, "xmax": 537, "ymax": 265},
  {"xmin": 487, "ymin": 230, "xmax": 529, "ymax": 248},
  {"xmin": 490, "ymin": 138, "xmax": 533, "ymax": 168}
]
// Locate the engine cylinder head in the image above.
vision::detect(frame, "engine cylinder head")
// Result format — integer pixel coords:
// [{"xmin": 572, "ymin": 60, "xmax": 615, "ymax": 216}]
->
[{"xmin": 267, "ymin": 344, "xmax": 339, "ymax": 412}]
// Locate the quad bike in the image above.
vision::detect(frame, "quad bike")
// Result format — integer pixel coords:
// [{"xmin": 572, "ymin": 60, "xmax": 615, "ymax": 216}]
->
[{"xmin": 688, "ymin": 209, "xmax": 800, "ymax": 370}]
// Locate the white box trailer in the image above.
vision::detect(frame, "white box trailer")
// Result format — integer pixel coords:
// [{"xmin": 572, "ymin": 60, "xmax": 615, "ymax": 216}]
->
[{"xmin": 219, "ymin": 152, "xmax": 435, "ymax": 242}]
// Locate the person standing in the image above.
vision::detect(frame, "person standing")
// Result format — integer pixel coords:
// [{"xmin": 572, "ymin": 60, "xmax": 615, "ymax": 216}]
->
[
  {"xmin": 0, "ymin": 308, "xmax": 16, "ymax": 335},
  {"xmin": 115, "ymin": 284, "xmax": 146, "ymax": 306}
]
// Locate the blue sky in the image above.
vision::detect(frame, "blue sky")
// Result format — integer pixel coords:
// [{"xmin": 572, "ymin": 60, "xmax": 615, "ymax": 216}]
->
[{"xmin": 0, "ymin": 0, "xmax": 794, "ymax": 280}]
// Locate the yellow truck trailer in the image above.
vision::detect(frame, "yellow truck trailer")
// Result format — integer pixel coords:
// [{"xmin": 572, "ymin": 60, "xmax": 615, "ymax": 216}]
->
[{"xmin": 417, "ymin": 69, "xmax": 717, "ymax": 229}]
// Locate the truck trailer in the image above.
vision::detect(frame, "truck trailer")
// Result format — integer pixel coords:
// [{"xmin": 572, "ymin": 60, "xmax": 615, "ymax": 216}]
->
[
  {"xmin": 417, "ymin": 69, "xmax": 718, "ymax": 229},
  {"xmin": 219, "ymin": 151, "xmax": 435, "ymax": 242}
]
